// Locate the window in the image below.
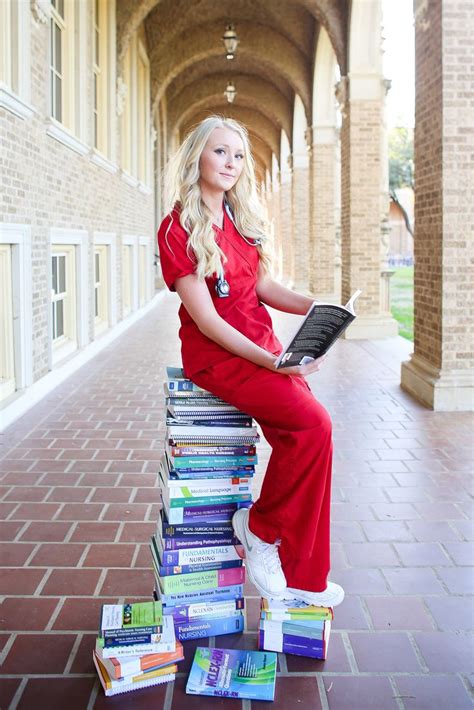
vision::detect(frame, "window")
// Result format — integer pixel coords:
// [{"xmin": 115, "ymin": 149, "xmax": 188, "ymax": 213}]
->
[
  {"xmin": 0, "ymin": 244, "xmax": 15, "ymax": 401},
  {"xmin": 137, "ymin": 40, "xmax": 150, "ymax": 184},
  {"xmin": 120, "ymin": 28, "xmax": 151, "ymax": 184},
  {"xmin": 0, "ymin": 0, "xmax": 32, "ymax": 118},
  {"xmin": 93, "ymin": 0, "xmax": 110, "ymax": 156},
  {"xmin": 122, "ymin": 244, "xmax": 132, "ymax": 317},
  {"xmin": 51, "ymin": 244, "xmax": 77, "ymax": 361},
  {"xmin": 49, "ymin": 0, "xmax": 75, "ymax": 132},
  {"xmin": 94, "ymin": 244, "xmax": 109, "ymax": 334},
  {"xmin": 139, "ymin": 242, "xmax": 148, "ymax": 307}
]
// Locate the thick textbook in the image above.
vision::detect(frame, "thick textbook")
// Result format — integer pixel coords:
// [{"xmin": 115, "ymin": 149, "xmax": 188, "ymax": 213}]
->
[
  {"xmin": 258, "ymin": 629, "xmax": 328, "ymax": 659},
  {"xmin": 260, "ymin": 598, "xmax": 334, "ymax": 621},
  {"xmin": 186, "ymin": 647, "xmax": 277, "ymax": 701},
  {"xmin": 175, "ymin": 614, "xmax": 244, "ymax": 641},
  {"xmin": 155, "ymin": 582, "xmax": 244, "ymax": 608},
  {"xmin": 160, "ymin": 497, "xmax": 251, "ymax": 525},
  {"xmin": 275, "ymin": 290, "xmax": 362, "ymax": 368},
  {"xmin": 93, "ymin": 651, "xmax": 175, "ymax": 696},
  {"xmin": 167, "ymin": 424, "xmax": 260, "ymax": 446},
  {"xmin": 168, "ymin": 444, "xmax": 257, "ymax": 457},
  {"xmin": 154, "ymin": 534, "xmax": 242, "ymax": 566},
  {"xmin": 99, "ymin": 639, "xmax": 184, "ymax": 680}
]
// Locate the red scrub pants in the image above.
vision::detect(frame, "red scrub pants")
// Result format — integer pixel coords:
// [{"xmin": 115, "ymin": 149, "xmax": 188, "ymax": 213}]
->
[{"xmin": 192, "ymin": 356, "xmax": 332, "ymax": 592}]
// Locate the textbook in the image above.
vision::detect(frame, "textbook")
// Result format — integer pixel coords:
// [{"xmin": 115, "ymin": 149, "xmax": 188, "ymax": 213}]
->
[
  {"xmin": 175, "ymin": 614, "xmax": 244, "ymax": 641},
  {"xmin": 155, "ymin": 583, "xmax": 244, "ymax": 608},
  {"xmin": 96, "ymin": 615, "xmax": 176, "ymax": 658},
  {"xmin": 167, "ymin": 424, "xmax": 260, "ymax": 446},
  {"xmin": 160, "ymin": 497, "xmax": 251, "ymax": 525},
  {"xmin": 275, "ymin": 289, "xmax": 362, "ymax": 368},
  {"xmin": 186, "ymin": 647, "xmax": 277, "ymax": 701},
  {"xmin": 260, "ymin": 598, "xmax": 334, "ymax": 621},
  {"xmin": 99, "ymin": 639, "xmax": 184, "ymax": 680},
  {"xmin": 170, "ymin": 454, "xmax": 257, "ymax": 469},
  {"xmin": 93, "ymin": 652, "xmax": 176, "ymax": 696},
  {"xmin": 98, "ymin": 602, "xmax": 162, "ymax": 643},
  {"xmin": 160, "ymin": 516, "xmax": 235, "ymax": 538},
  {"xmin": 168, "ymin": 444, "xmax": 257, "ymax": 457},
  {"xmin": 154, "ymin": 535, "xmax": 242, "ymax": 566},
  {"xmin": 258, "ymin": 629, "xmax": 328, "ymax": 659},
  {"xmin": 159, "ymin": 533, "xmax": 239, "ymax": 550},
  {"xmin": 158, "ymin": 565, "xmax": 245, "ymax": 595},
  {"xmin": 164, "ymin": 597, "xmax": 245, "ymax": 623}
]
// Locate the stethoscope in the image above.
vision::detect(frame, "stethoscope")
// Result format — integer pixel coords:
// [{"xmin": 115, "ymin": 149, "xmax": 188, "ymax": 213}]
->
[{"xmin": 215, "ymin": 201, "xmax": 262, "ymax": 298}]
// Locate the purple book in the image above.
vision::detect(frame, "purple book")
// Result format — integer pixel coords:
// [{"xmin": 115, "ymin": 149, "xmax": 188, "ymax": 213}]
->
[{"xmin": 258, "ymin": 630, "xmax": 327, "ymax": 660}]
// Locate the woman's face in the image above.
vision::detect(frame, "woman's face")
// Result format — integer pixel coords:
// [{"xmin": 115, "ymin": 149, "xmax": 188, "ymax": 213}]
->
[{"xmin": 199, "ymin": 127, "xmax": 245, "ymax": 195}]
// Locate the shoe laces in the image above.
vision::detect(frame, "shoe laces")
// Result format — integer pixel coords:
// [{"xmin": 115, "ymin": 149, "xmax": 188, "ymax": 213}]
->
[{"xmin": 256, "ymin": 540, "xmax": 282, "ymax": 574}]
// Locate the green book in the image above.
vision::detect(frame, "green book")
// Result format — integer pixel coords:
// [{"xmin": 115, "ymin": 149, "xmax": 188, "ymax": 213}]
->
[{"xmin": 159, "ymin": 566, "xmax": 245, "ymax": 595}]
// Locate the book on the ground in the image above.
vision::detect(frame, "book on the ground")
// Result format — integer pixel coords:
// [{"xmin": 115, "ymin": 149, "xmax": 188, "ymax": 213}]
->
[
  {"xmin": 186, "ymin": 647, "xmax": 277, "ymax": 701},
  {"xmin": 98, "ymin": 601, "xmax": 162, "ymax": 645},
  {"xmin": 274, "ymin": 289, "xmax": 362, "ymax": 368},
  {"xmin": 98, "ymin": 639, "xmax": 184, "ymax": 680},
  {"xmin": 93, "ymin": 651, "xmax": 176, "ymax": 696},
  {"xmin": 96, "ymin": 615, "xmax": 176, "ymax": 658}
]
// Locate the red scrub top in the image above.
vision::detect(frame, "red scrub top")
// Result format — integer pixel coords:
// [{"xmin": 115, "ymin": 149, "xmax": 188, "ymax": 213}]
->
[{"xmin": 157, "ymin": 206, "xmax": 282, "ymax": 378}]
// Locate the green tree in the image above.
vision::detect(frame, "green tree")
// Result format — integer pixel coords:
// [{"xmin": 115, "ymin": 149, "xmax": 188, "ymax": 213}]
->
[{"xmin": 388, "ymin": 126, "xmax": 414, "ymax": 190}]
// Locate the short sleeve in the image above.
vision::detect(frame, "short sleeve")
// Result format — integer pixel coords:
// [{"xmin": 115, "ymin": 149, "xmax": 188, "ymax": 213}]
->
[{"xmin": 157, "ymin": 213, "xmax": 197, "ymax": 292}]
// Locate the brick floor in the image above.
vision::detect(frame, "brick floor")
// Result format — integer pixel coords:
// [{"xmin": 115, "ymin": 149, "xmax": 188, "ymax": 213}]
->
[{"xmin": 0, "ymin": 292, "xmax": 472, "ymax": 709}]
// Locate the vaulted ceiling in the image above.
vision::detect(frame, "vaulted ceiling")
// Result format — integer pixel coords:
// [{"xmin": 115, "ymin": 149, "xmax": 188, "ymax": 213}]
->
[{"xmin": 117, "ymin": 0, "xmax": 348, "ymax": 175}]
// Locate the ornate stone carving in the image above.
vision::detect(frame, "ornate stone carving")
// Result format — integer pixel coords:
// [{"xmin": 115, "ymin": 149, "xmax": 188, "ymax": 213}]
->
[
  {"xmin": 335, "ymin": 77, "xmax": 348, "ymax": 118},
  {"xmin": 414, "ymin": 0, "xmax": 430, "ymax": 31},
  {"xmin": 31, "ymin": 0, "xmax": 50, "ymax": 24}
]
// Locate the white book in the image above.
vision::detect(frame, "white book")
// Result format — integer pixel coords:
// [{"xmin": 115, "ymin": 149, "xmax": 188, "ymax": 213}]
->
[
  {"xmin": 93, "ymin": 651, "xmax": 175, "ymax": 696},
  {"xmin": 96, "ymin": 615, "xmax": 176, "ymax": 659}
]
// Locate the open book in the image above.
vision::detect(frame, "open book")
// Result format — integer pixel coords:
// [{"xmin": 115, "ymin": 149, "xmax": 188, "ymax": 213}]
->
[{"xmin": 274, "ymin": 290, "xmax": 362, "ymax": 369}]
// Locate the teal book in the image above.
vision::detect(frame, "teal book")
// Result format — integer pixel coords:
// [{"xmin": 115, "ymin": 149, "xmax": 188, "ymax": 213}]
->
[{"xmin": 186, "ymin": 647, "xmax": 277, "ymax": 702}]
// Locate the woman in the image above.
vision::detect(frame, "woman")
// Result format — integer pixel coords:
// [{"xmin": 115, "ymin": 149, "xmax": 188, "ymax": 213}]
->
[{"xmin": 157, "ymin": 115, "xmax": 344, "ymax": 607}]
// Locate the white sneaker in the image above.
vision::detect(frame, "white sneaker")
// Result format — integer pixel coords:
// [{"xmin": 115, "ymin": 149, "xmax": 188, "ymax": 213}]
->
[
  {"xmin": 232, "ymin": 508, "xmax": 287, "ymax": 599},
  {"xmin": 284, "ymin": 582, "xmax": 345, "ymax": 608}
]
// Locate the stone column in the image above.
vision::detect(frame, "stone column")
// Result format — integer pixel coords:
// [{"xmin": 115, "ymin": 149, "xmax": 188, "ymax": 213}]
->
[
  {"xmin": 279, "ymin": 166, "xmax": 293, "ymax": 286},
  {"xmin": 339, "ymin": 73, "xmax": 398, "ymax": 337},
  {"xmin": 308, "ymin": 124, "xmax": 338, "ymax": 301},
  {"xmin": 291, "ymin": 151, "xmax": 310, "ymax": 292},
  {"xmin": 270, "ymin": 178, "xmax": 282, "ymax": 281},
  {"xmin": 401, "ymin": 0, "xmax": 474, "ymax": 410}
]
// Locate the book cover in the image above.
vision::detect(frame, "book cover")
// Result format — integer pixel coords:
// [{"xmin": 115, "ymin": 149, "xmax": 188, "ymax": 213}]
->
[
  {"xmin": 152, "ymin": 556, "xmax": 243, "ymax": 578},
  {"xmin": 159, "ymin": 534, "xmax": 239, "ymax": 550},
  {"xmin": 176, "ymin": 614, "xmax": 244, "ymax": 641},
  {"xmin": 158, "ymin": 565, "xmax": 245, "ymax": 595},
  {"xmin": 99, "ymin": 639, "xmax": 184, "ymax": 680},
  {"xmin": 93, "ymin": 651, "xmax": 175, "ymax": 696},
  {"xmin": 156, "ymin": 583, "xmax": 244, "ymax": 608},
  {"xmin": 164, "ymin": 598, "xmax": 245, "ymax": 623},
  {"xmin": 186, "ymin": 647, "xmax": 277, "ymax": 701},
  {"xmin": 275, "ymin": 290, "xmax": 362, "ymax": 368},
  {"xmin": 160, "ymin": 518, "xmax": 235, "ymax": 538},
  {"xmin": 99, "ymin": 601, "xmax": 162, "ymax": 639}
]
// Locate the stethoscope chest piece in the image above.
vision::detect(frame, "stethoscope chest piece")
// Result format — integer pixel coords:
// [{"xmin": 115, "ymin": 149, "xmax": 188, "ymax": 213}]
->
[{"xmin": 215, "ymin": 276, "xmax": 231, "ymax": 298}]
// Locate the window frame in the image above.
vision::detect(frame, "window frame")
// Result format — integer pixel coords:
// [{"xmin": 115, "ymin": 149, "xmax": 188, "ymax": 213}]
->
[
  {"xmin": 0, "ymin": 0, "xmax": 33, "ymax": 119},
  {"xmin": 93, "ymin": 232, "xmax": 117, "ymax": 336}
]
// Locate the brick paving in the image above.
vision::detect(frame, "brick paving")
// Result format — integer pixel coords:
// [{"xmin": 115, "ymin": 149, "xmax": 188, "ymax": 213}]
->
[{"xmin": 0, "ymin": 292, "xmax": 472, "ymax": 709}]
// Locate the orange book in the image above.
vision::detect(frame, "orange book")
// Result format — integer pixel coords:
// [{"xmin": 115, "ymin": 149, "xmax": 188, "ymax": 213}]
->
[{"xmin": 97, "ymin": 638, "xmax": 184, "ymax": 680}]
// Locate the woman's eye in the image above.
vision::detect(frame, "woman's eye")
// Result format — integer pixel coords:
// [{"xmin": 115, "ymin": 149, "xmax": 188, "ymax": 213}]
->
[
  {"xmin": 235, "ymin": 154, "xmax": 244, "ymax": 160},
  {"xmin": 215, "ymin": 148, "xmax": 225, "ymax": 155}
]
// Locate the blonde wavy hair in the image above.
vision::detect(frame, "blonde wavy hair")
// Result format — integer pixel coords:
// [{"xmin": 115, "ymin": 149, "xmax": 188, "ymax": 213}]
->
[{"xmin": 165, "ymin": 115, "xmax": 272, "ymax": 281}]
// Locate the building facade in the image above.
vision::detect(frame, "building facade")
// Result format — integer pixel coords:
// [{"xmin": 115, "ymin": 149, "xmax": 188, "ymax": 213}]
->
[{"xmin": 1, "ymin": 0, "xmax": 472, "ymax": 418}]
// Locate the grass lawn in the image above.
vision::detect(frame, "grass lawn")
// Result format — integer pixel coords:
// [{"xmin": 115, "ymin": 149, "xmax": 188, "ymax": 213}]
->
[{"xmin": 390, "ymin": 266, "xmax": 414, "ymax": 341}]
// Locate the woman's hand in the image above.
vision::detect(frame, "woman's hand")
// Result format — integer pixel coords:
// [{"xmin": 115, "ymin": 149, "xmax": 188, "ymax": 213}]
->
[{"xmin": 271, "ymin": 354, "xmax": 327, "ymax": 377}]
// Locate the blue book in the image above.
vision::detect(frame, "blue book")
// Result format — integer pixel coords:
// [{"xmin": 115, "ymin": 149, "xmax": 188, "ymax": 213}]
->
[
  {"xmin": 164, "ymin": 598, "xmax": 245, "ymax": 623},
  {"xmin": 186, "ymin": 647, "xmax": 277, "ymax": 701},
  {"xmin": 155, "ymin": 584, "xmax": 244, "ymax": 608},
  {"xmin": 258, "ymin": 627, "xmax": 330, "ymax": 660},
  {"xmin": 175, "ymin": 614, "xmax": 244, "ymax": 641}
]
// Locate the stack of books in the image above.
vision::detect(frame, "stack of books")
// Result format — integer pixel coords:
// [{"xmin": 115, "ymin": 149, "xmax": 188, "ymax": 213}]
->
[
  {"xmin": 151, "ymin": 366, "xmax": 260, "ymax": 642},
  {"xmin": 258, "ymin": 597, "xmax": 333, "ymax": 660},
  {"xmin": 93, "ymin": 601, "xmax": 184, "ymax": 697}
]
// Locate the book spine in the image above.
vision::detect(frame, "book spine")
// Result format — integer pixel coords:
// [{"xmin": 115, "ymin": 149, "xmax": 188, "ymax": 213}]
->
[
  {"xmin": 99, "ymin": 640, "xmax": 176, "ymax": 658},
  {"xmin": 157, "ymin": 583, "xmax": 244, "ymax": 607},
  {"xmin": 163, "ymin": 481, "xmax": 252, "ymax": 496},
  {"xmin": 169, "ymin": 445, "xmax": 256, "ymax": 457},
  {"xmin": 175, "ymin": 614, "xmax": 244, "ymax": 641},
  {"xmin": 160, "ymin": 535, "xmax": 238, "ymax": 550},
  {"xmin": 101, "ymin": 624, "xmax": 162, "ymax": 640},
  {"xmin": 166, "ymin": 494, "xmax": 252, "ymax": 508},
  {"xmin": 157, "ymin": 559, "xmax": 243, "ymax": 577},
  {"xmin": 160, "ymin": 522, "xmax": 234, "ymax": 538},
  {"xmin": 102, "ymin": 632, "xmax": 162, "ymax": 647},
  {"xmin": 164, "ymin": 598, "xmax": 245, "ymax": 623},
  {"xmin": 170, "ymin": 469, "xmax": 254, "ymax": 480},
  {"xmin": 167, "ymin": 380, "xmax": 202, "ymax": 392},
  {"xmin": 172, "ymin": 456, "xmax": 257, "ymax": 468},
  {"xmin": 162, "ymin": 500, "xmax": 250, "ymax": 525},
  {"xmin": 159, "ymin": 566, "xmax": 245, "ymax": 595},
  {"xmin": 258, "ymin": 630, "xmax": 325, "ymax": 659},
  {"xmin": 159, "ymin": 544, "xmax": 242, "ymax": 565},
  {"xmin": 260, "ymin": 619, "xmax": 324, "ymax": 640}
]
